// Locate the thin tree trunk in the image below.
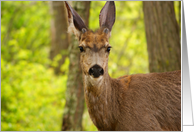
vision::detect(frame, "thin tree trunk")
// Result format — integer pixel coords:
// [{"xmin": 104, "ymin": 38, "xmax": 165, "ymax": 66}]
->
[
  {"xmin": 143, "ymin": 1, "xmax": 181, "ymax": 72},
  {"xmin": 50, "ymin": 1, "xmax": 69, "ymax": 75},
  {"xmin": 61, "ymin": 1, "xmax": 90, "ymax": 131}
]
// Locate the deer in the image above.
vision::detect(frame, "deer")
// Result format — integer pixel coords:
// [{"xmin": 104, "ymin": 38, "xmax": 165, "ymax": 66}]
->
[{"xmin": 64, "ymin": 1, "xmax": 181, "ymax": 131}]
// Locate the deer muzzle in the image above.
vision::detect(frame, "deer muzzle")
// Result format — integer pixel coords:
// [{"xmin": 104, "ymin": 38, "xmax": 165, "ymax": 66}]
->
[{"xmin": 89, "ymin": 64, "xmax": 104, "ymax": 78}]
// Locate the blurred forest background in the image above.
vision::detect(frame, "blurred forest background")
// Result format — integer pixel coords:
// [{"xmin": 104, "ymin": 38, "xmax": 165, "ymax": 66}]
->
[{"xmin": 1, "ymin": 1, "xmax": 181, "ymax": 131}]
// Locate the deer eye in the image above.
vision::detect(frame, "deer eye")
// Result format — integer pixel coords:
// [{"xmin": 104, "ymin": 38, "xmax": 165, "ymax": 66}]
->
[
  {"xmin": 107, "ymin": 47, "xmax": 111, "ymax": 52},
  {"xmin": 79, "ymin": 46, "xmax": 84, "ymax": 52}
]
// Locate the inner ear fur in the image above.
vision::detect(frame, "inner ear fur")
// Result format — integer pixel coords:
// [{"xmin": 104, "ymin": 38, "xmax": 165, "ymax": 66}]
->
[
  {"xmin": 64, "ymin": 1, "xmax": 87, "ymax": 38},
  {"xmin": 99, "ymin": 1, "xmax": 116, "ymax": 31}
]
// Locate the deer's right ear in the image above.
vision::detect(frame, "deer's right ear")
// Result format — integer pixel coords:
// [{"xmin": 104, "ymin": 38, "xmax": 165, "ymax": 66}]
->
[{"xmin": 64, "ymin": 1, "xmax": 87, "ymax": 39}]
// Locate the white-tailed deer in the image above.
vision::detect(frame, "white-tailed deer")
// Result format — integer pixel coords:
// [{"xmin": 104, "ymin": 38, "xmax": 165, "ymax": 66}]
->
[{"xmin": 64, "ymin": 1, "xmax": 181, "ymax": 131}]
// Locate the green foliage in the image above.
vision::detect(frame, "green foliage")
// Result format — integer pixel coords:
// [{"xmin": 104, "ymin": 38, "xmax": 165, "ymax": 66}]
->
[
  {"xmin": 1, "ymin": 1, "xmax": 67, "ymax": 131},
  {"xmin": 174, "ymin": 1, "xmax": 181, "ymax": 26},
  {"xmin": 1, "ymin": 58, "xmax": 67, "ymax": 131},
  {"xmin": 1, "ymin": 1, "xmax": 51, "ymax": 65}
]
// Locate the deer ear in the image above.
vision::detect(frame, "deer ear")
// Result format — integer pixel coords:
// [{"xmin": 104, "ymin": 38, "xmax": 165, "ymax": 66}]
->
[
  {"xmin": 99, "ymin": 1, "xmax": 116, "ymax": 31},
  {"xmin": 64, "ymin": 1, "xmax": 87, "ymax": 38}
]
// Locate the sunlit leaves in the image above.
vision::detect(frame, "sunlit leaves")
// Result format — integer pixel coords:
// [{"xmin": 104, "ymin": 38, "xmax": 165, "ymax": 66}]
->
[
  {"xmin": 1, "ymin": 1, "xmax": 66, "ymax": 131},
  {"xmin": 1, "ymin": 58, "xmax": 67, "ymax": 131},
  {"xmin": 1, "ymin": 1, "xmax": 51, "ymax": 65}
]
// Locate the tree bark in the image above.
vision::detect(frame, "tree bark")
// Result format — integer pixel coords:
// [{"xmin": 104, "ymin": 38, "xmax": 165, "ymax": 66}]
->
[
  {"xmin": 61, "ymin": 1, "xmax": 90, "ymax": 131},
  {"xmin": 50, "ymin": 1, "xmax": 69, "ymax": 75},
  {"xmin": 143, "ymin": 1, "xmax": 181, "ymax": 72}
]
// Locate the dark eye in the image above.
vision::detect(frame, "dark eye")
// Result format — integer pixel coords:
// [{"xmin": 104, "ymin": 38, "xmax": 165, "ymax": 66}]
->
[
  {"xmin": 79, "ymin": 46, "xmax": 84, "ymax": 52},
  {"xmin": 107, "ymin": 47, "xmax": 111, "ymax": 52}
]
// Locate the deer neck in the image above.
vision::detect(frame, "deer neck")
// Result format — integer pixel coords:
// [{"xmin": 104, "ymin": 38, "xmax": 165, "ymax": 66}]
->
[
  {"xmin": 83, "ymin": 72, "xmax": 110, "ymax": 94},
  {"xmin": 83, "ymin": 70, "xmax": 111, "ymax": 103},
  {"xmin": 82, "ymin": 71, "xmax": 117, "ymax": 130}
]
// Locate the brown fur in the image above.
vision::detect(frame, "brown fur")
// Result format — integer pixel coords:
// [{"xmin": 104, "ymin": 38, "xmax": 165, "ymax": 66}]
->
[
  {"xmin": 79, "ymin": 29, "xmax": 109, "ymax": 49},
  {"xmin": 64, "ymin": 1, "xmax": 181, "ymax": 131},
  {"xmin": 84, "ymin": 69, "xmax": 181, "ymax": 131}
]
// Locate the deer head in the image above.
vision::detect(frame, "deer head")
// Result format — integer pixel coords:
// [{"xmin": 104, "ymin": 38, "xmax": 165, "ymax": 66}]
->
[{"xmin": 65, "ymin": 1, "xmax": 115, "ymax": 87}]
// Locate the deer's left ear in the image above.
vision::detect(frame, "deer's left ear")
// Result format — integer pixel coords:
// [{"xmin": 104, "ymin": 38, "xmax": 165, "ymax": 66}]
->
[
  {"xmin": 64, "ymin": 1, "xmax": 87, "ymax": 39},
  {"xmin": 99, "ymin": 1, "xmax": 116, "ymax": 32}
]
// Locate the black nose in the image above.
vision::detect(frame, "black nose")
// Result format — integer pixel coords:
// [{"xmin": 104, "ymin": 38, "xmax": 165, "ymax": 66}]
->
[{"xmin": 89, "ymin": 64, "xmax": 104, "ymax": 78}]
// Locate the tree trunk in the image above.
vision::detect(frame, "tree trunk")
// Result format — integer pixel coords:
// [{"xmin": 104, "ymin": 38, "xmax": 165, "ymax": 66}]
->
[
  {"xmin": 61, "ymin": 1, "xmax": 90, "ymax": 131},
  {"xmin": 50, "ymin": 1, "xmax": 69, "ymax": 75},
  {"xmin": 143, "ymin": 1, "xmax": 181, "ymax": 72}
]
